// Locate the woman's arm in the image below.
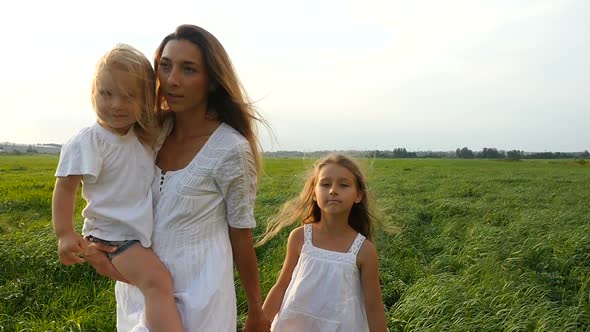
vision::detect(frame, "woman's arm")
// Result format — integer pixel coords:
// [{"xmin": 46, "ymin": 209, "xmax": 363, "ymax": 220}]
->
[
  {"xmin": 52, "ymin": 176, "xmax": 86, "ymax": 265},
  {"xmin": 358, "ymin": 240, "xmax": 388, "ymax": 332},
  {"xmin": 261, "ymin": 227, "xmax": 303, "ymax": 322},
  {"xmin": 83, "ymin": 241, "xmax": 129, "ymax": 283},
  {"xmin": 229, "ymin": 227, "xmax": 271, "ymax": 332}
]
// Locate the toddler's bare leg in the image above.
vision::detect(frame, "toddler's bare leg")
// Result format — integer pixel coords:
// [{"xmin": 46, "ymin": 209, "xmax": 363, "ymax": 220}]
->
[{"xmin": 112, "ymin": 244, "xmax": 184, "ymax": 332}]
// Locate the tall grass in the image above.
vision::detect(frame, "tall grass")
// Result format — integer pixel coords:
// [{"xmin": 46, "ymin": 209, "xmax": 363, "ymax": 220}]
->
[{"xmin": 1, "ymin": 155, "xmax": 589, "ymax": 331}]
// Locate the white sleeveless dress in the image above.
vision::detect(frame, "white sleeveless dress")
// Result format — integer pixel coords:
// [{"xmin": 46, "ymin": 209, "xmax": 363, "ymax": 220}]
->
[{"xmin": 272, "ymin": 224, "xmax": 369, "ymax": 332}]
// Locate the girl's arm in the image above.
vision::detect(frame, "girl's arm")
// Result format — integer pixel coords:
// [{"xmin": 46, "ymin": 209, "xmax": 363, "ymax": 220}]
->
[
  {"xmin": 53, "ymin": 177, "xmax": 127, "ymax": 281},
  {"xmin": 261, "ymin": 227, "xmax": 303, "ymax": 323},
  {"xmin": 52, "ymin": 176, "xmax": 86, "ymax": 265},
  {"xmin": 229, "ymin": 227, "xmax": 271, "ymax": 332},
  {"xmin": 358, "ymin": 240, "xmax": 388, "ymax": 332}
]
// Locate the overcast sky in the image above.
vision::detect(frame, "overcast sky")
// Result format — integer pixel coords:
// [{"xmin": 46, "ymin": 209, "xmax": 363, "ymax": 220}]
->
[{"xmin": 1, "ymin": 0, "xmax": 588, "ymax": 152}]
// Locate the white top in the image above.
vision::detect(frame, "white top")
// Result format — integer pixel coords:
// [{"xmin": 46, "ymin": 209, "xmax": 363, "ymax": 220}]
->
[
  {"xmin": 115, "ymin": 122, "xmax": 257, "ymax": 331},
  {"xmin": 272, "ymin": 224, "xmax": 369, "ymax": 332},
  {"xmin": 55, "ymin": 123, "xmax": 155, "ymax": 247}
]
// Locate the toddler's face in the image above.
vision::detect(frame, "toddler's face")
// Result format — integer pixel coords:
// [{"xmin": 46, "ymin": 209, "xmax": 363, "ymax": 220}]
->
[{"xmin": 94, "ymin": 69, "xmax": 143, "ymax": 135}]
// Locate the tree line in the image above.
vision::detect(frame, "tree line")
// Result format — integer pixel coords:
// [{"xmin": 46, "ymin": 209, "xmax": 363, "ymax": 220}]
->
[
  {"xmin": 264, "ymin": 148, "xmax": 590, "ymax": 160},
  {"xmin": 454, "ymin": 147, "xmax": 589, "ymax": 160}
]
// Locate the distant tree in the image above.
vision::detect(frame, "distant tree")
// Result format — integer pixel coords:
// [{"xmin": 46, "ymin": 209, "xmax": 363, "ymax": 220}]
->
[
  {"xmin": 390, "ymin": 148, "xmax": 416, "ymax": 158},
  {"xmin": 506, "ymin": 150, "xmax": 524, "ymax": 160},
  {"xmin": 456, "ymin": 147, "xmax": 474, "ymax": 158},
  {"xmin": 581, "ymin": 150, "xmax": 590, "ymax": 158},
  {"xmin": 479, "ymin": 147, "xmax": 504, "ymax": 159},
  {"xmin": 26, "ymin": 145, "xmax": 38, "ymax": 154},
  {"xmin": 421, "ymin": 151, "xmax": 450, "ymax": 158},
  {"xmin": 374, "ymin": 150, "xmax": 393, "ymax": 158}
]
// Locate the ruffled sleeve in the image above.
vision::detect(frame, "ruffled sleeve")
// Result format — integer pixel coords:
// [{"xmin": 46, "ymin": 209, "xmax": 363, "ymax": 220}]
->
[
  {"xmin": 213, "ymin": 140, "xmax": 257, "ymax": 229},
  {"xmin": 55, "ymin": 129, "xmax": 102, "ymax": 184}
]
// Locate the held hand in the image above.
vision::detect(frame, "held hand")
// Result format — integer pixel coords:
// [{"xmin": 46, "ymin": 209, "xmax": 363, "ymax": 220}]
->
[
  {"xmin": 57, "ymin": 232, "xmax": 87, "ymax": 265},
  {"xmin": 242, "ymin": 309, "xmax": 271, "ymax": 332},
  {"xmin": 83, "ymin": 240, "xmax": 130, "ymax": 284}
]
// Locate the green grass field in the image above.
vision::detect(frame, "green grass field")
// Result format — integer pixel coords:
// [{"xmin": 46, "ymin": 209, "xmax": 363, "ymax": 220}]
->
[{"xmin": 1, "ymin": 155, "xmax": 589, "ymax": 331}]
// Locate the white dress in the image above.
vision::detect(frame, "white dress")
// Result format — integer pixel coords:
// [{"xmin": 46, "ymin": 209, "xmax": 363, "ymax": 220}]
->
[
  {"xmin": 272, "ymin": 224, "xmax": 369, "ymax": 332},
  {"xmin": 115, "ymin": 122, "xmax": 257, "ymax": 331}
]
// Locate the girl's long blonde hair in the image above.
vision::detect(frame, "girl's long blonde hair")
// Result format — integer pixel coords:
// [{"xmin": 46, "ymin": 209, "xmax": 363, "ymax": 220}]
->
[
  {"xmin": 257, "ymin": 154, "xmax": 380, "ymax": 246},
  {"xmin": 91, "ymin": 44, "xmax": 159, "ymax": 146}
]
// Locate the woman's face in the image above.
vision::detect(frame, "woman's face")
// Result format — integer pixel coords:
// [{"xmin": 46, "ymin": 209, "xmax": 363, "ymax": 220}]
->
[{"xmin": 157, "ymin": 39, "xmax": 210, "ymax": 114}]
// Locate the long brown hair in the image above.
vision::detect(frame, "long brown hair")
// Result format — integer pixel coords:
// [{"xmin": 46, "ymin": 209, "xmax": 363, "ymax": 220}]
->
[
  {"xmin": 91, "ymin": 44, "xmax": 159, "ymax": 146},
  {"xmin": 257, "ymin": 154, "xmax": 380, "ymax": 246},
  {"xmin": 154, "ymin": 24, "xmax": 264, "ymax": 170}
]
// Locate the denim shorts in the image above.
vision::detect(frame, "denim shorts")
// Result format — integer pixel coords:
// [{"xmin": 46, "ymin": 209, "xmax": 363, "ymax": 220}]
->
[{"xmin": 86, "ymin": 235, "xmax": 140, "ymax": 261}]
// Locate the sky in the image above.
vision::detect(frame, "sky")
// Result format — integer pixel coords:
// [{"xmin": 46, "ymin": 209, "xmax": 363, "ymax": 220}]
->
[{"xmin": 1, "ymin": 0, "xmax": 588, "ymax": 152}]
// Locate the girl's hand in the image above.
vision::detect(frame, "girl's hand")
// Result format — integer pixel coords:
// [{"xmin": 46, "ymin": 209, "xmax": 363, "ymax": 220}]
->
[
  {"xmin": 242, "ymin": 308, "xmax": 271, "ymax": 332},
  {"xmin": 358, "ymin": 240, "xmax": 388, "ymax": 332},
  {"xmin": 57, "ymin": 232, "xmax": 86, "ymax": 265},
  {"xmin": 83, "ymin": 240, "xmax": 130, "ymax": 283}
]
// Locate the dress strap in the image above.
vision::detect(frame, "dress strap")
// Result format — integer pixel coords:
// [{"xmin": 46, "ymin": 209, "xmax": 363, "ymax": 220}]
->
[
  {"xmin": 303, "ymin": 223, "xmax": 313, "ymax": 245},
  {"xmin": 348, "ymin": 233, "xmax": 366, "ymax": 256}
]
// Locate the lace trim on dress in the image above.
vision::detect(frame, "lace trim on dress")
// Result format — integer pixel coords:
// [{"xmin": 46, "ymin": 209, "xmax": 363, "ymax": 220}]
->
[
  {"xmin": 348, "ymin": 233, "xmax": 366, "ymax": 256},
  {"xmin": 302, "ymin": 224, "xmax": 366, "ymax": 265},
  {"xmin": 303, "ymin": 223, "xmax": 313, "ymax": 245}
]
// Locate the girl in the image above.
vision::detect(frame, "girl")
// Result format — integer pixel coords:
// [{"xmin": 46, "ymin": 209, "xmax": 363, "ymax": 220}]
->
[
  {"xmin": 260, "ymin": 154, "xmax": 388, "ymax": 332},
  {"xmin": 51, "ymin": 44, "xmax": 184, "ymax": 332}
]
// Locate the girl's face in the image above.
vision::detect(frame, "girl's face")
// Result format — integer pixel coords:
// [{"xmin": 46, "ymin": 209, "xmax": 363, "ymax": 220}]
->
[
  {"xmin": 157, "ymin": 39, "xmax": 210, "ymax": 114},
  {"xmin": 314, "ymin": 163, "xmax": 362, "ymax": 216},
  {"xmin": 94, "ymin": 69, "xmax": 142, "ymax": 135}
]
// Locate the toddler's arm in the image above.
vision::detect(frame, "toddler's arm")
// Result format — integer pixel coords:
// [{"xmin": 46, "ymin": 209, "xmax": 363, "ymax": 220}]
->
[
  {"xmin": 262, "ymin": 227, "xmax": 304, "ymax": 323},
  {"xmin": 358, "ymin": 240, "xmax": 388, "ymax": 332},
  {"xmin": 52, "ymin": 176, "xmax": 86, "ymax": 265}
]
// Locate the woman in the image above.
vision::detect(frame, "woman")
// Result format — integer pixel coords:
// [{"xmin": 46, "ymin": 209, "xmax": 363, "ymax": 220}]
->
[{"xmin": 85, "ymin": 24, "xmax": 270, "ymax": 331}]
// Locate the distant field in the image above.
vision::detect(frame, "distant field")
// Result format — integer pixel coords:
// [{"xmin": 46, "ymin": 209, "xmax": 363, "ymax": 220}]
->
[{"xmin": 1, "ymin": 155, "xmax": 589, "ymax": 331}]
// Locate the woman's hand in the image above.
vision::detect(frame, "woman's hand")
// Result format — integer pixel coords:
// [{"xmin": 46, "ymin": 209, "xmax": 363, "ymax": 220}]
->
[{"xmin": 83, "ymin": 240, "xmax": 130, "ymax": 283}]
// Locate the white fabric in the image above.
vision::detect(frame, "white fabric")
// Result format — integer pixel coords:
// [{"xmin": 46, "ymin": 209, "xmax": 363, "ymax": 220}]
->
[
  {"xmin": 55, "ymin": 123, "xmax": 155, "ymax": 247},
  {"xmin": 115, "ymin": 122, "xmax": 257, "ymax": 331},
  {"xmin": 271, "ymin": 224, "xmax": 369, "ymax": 332}
]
